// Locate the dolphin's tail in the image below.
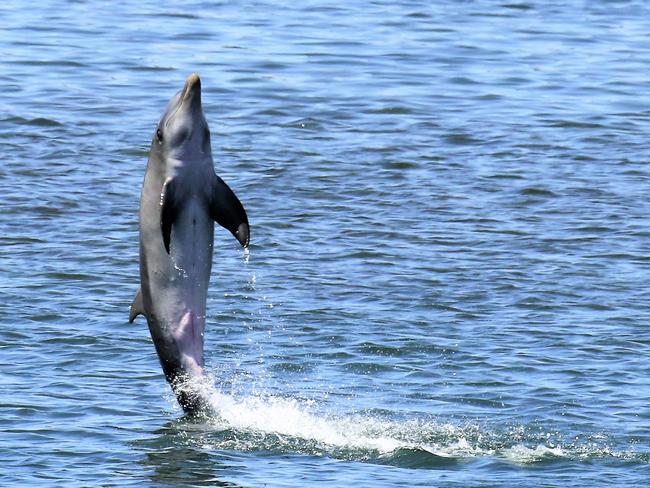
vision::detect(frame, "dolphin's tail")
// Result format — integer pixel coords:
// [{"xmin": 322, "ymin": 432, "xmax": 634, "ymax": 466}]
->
[
  {"xmin": 149, "ymin": 310, "xmax": 208, "ymax": 414},
  {"xmin": 171, "ymin": 374, "xmax": 213, "ymax": 415}
]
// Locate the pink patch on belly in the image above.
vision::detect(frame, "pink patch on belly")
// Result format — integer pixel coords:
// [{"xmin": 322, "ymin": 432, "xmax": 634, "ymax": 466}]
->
[{"xmin": 173, "ymin": 310, "xmax": 204, "ymax": 377}]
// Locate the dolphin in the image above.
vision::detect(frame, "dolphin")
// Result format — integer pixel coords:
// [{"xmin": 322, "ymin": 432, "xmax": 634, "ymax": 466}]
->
[{"xmin": 129, "ymin": 73, "xmax": 249, "ymax": 413}]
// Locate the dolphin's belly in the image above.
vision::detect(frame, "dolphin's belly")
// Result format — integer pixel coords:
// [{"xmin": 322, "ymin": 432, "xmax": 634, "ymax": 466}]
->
[
  {"xmin": 168, "ymin": 197, "xmax": 214, "ymax": 310},
  {"xmin": 140, "ymin": 195, "xmax": 215, "ymax": 377},
  {"xmin": 141, "ymin": 195, "xmax": 214, "ymax": 331}
]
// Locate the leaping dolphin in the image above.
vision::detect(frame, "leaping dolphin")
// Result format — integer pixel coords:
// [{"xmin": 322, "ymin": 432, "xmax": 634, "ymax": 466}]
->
[{"xmin": 129, "ymin": 73, "xmax": 249, "ymax": 413}]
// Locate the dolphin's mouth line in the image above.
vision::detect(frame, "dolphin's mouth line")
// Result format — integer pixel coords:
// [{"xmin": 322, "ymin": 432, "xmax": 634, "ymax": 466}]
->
[
  {"xmin": 165, "ymin": 96, "xmax": 186, "ymax": 129},
  {"xmin": 164, "ymin": 83, "xmax": 199, "ymax": 129},
  {"xmin": 164, "ymin": 75, "xmax": 200, "ymax": 129}
]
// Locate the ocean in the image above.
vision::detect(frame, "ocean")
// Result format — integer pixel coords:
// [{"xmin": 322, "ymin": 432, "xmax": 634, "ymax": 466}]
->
[{"xmin": 1, "ymin": 1, "xmax": 649, "ymax": 486}]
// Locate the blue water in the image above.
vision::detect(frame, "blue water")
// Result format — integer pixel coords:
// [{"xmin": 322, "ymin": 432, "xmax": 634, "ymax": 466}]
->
[{"xmin": 1, "ymin": 1, "xmax": 650, "ymax": 486}]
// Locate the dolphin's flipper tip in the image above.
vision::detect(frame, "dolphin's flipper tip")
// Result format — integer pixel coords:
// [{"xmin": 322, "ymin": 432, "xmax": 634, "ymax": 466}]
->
[
  {"xmin": 209, "ymin": 176, "xmax": 249, "ymax": 248},
  {"xmin": 236, "ymin": 222, "xmax": 250, "ymax": 248},
  {"xmin": 160, "ymin": 178, "xmax": 179, "ymax": 255},
  {"xmin": 163, "ymin": 233, "xmax": 171, "ymax": 254}
]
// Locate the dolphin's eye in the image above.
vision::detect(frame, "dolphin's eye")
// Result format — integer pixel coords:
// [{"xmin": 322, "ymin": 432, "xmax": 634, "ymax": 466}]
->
[{"xmin": 156, "ymin": 128, "xmax": 163, "ymax": 143}]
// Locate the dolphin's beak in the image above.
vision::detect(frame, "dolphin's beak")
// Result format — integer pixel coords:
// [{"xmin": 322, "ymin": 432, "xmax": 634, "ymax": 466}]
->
[{"xmin": 182, "ymin": 73, "xmax": 202, "ymax": 108}]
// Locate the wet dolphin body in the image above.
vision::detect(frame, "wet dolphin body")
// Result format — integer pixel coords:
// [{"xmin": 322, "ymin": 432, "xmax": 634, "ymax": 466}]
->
[{"xmin": 129, "ymin": 74, "xmax": 249, "ymax": 413}]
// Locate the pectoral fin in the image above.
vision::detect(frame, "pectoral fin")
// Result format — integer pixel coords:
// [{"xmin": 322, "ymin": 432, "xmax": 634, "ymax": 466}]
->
[
  {"xmin": 129, "ymin": 288, "xmax": 145, "ymax": 323},
  {"xmin": 209, "ymin": 175, "xmax": 249, "ymax": 247},
  {"xmin": 160, "ymin": 178, "xmax": 180, "ymax": 254}
]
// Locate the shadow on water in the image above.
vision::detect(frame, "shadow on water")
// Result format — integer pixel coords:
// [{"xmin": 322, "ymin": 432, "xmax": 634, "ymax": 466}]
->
[{"xmin": 135, "ymin": 419, "xmax": 243, "ymax": 488}]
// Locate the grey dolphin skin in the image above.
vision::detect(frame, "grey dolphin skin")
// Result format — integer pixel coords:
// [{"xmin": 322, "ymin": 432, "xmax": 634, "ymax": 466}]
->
[{"xmin": 129, "ymin": 73, "xmax": 249, "ymax": 413}]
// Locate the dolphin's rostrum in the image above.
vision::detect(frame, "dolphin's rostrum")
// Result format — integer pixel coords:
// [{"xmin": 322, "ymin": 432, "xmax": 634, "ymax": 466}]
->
[{"xmin": 130, "ymin": 74, "xmax": 249, "ymax": 413}]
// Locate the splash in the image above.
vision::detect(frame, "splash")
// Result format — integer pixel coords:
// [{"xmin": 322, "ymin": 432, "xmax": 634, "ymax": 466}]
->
[{"xmin": 165, "ymin": 376, "xmax": 644, "ymax": 469}]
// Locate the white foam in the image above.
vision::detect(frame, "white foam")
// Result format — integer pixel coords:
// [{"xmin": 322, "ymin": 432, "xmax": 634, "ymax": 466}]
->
[
  {"xmin": 169, "ymin": 376, "xmax": 635, "ymax": 464},
  {"xmin": 203, "ymin": 387, "xmax": 406, "ymax": 453},
  {"xmin": 503, "ymin": 444, "xmax": 566, "ymax": 464},
  {"xmin": 173, "ymin": 376, "xmax": 487, "ymax": 460}
]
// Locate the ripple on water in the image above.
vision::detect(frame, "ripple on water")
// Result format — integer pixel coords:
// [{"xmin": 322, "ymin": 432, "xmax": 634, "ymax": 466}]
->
[{"xmin": 2, "ymin": 1, "xmax": 650, "ymax": 486}]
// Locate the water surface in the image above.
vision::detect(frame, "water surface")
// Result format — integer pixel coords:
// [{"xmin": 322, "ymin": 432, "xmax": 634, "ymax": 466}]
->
[{"xmin": 1, "ymin": 1, "xmax": 649, "ymax": 486}]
